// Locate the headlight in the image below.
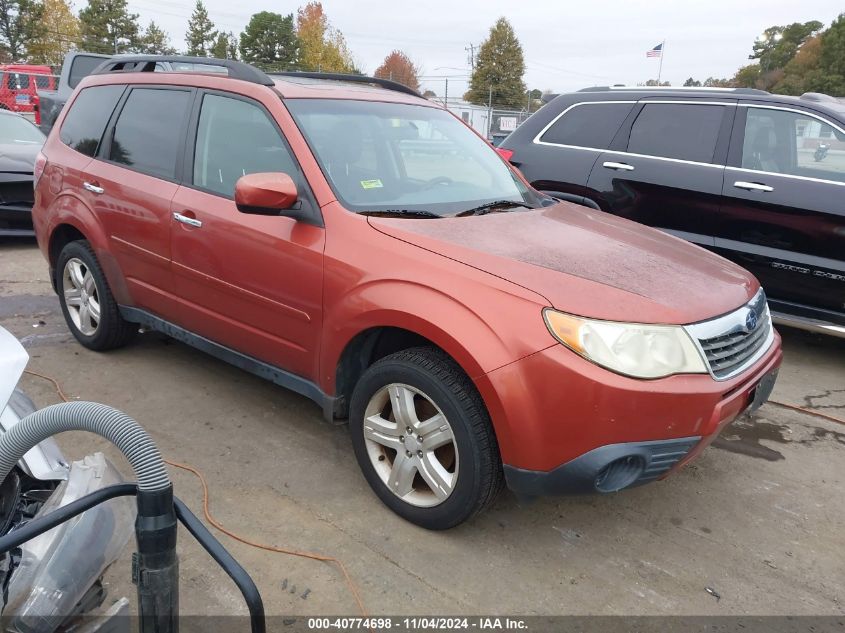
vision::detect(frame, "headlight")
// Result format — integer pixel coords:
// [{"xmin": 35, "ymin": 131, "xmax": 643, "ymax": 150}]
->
[{"xmin": 543, "ymin": 309, "xmax": 708, "ymax": 379}]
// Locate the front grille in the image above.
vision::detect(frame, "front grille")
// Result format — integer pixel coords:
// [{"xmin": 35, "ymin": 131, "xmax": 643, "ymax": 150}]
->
[
  {"xmin": 0, "ymin": 180, "xmax": 35, "ymax": 206},
  {"xmin": 686, "ymin": 290, "xmax": 773, "ymax": 380}
]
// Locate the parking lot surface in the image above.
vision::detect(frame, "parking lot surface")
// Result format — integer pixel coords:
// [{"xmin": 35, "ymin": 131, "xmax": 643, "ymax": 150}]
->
[{"xmin": 1, "ymin": 238, "xmax": 843, "ymax": 616}]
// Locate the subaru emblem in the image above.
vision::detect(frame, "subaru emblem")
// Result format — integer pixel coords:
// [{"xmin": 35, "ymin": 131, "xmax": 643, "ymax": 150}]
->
[{"xmin": 745, "ymin": 310, "xmax": 758, "ymax": 331}]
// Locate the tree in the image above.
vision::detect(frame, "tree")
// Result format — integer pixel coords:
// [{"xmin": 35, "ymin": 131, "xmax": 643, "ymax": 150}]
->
[
  {"xmin": 139, "ymin": 21, "xmax": 175, "ymax": 55},
  {"xmin": 644, "ymin": 79, "xmax": 671, "ymax": 86},
  {"xmin": 809, "ymin": 13, "xmax": 845, "ymax": 96},
  {"xmin": 211, "ymin": 31, "xmax": 237, "ymax": 59},
  {"xmin": 773, "ymin": 35, "xmax": 822, "ymax": 94},
  {"xmin": 79, "ymin": 0, "xmax": 140, "ymax": 54},
  {"xmin": 731, "ymin": 64, "xmax": 761, "ymax": 88},
  {"xmin": 751, "ymin": 21, "xmax": 824, "ymax": 71},
  {"xmin": 703, "ymin": 76, "xmax": 733, "ymax": 88},
  {"xmin": 27, "ymin": 0, "xmax": 79, "ymax": 65},
  {"xmin": 374, "ymin": 50, "xmax": 420, "ymax": 91},
  {"xmin": 422, "ymin": 89, "xmax": 436, "ymax": 99},
  {"xmin": 239, "ymin": 12, "xmax": 299, "ymax": 70},
  {"xmin": 683, "ymin": 77, "xmax": 701, "ymax": 87},
  {"xmin": 296, "ymin": 1, "xmax": 355, "ymax": 72},
  {"xmin": 185, "ymin": 0, "xmax": 216, "ymax": 56},
  {"xmin": 466, "ymin": 17, "xmax": 526, "ymax": 108},
  {"xmin": 0, "ymin": 0, "xmax": 45, "ymax": 61}
]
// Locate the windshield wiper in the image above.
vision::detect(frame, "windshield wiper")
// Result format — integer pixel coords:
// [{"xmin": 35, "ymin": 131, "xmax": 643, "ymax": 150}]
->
[
  {"xmin": 454, "ymin": 200, "xmax": 532, "ymax": 217},
  {"xmin": 360, "ymin": 209, "xmax": 442, "ymax": 219}
]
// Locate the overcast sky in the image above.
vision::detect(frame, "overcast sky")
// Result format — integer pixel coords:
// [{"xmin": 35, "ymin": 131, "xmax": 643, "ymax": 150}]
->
[{"xmin": 125, "ymin": 0, "xmax": 843, "ymax": 97}]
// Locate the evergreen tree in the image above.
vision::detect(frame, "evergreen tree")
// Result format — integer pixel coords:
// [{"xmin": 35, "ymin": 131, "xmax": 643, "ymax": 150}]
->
[
  {"xmin": 79, "ymin": 0, "xmax": 139, "ymax": 54},
  {"xmin": 0, "ymin": 0, "xmax": 46, "ymax": 61},
  {"xmin": 210, "ymin": 31, "xmax": 237, "ymax": 59},
  {"xmin": 139, "ymin": 21, "xmax": 175, "ymax": 54},
  {"xmin": 239, "ymin": 12, "xmax": 298, "ymax": 71},
  {"xmin": 466, "ymin": 17, "xmax": 526, "ymax": 108},
  {"xmin": 185, "ymin": 0, "xmax": 216, "ymax": 56}
]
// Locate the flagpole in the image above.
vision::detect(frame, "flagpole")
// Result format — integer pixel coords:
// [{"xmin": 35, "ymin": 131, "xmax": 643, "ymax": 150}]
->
[{"xmin": 657, "ymin": 39, "xmax": 666, "ymax": 84}]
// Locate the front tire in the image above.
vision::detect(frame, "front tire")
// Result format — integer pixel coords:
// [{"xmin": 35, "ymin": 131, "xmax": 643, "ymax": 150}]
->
[
  {"xmin": 349, "ymin": 347, "xmax": 503, "ymax": 529},
  {"xmin": 56, "ymin": 240, "xmax": 134, "ymax": 351}
]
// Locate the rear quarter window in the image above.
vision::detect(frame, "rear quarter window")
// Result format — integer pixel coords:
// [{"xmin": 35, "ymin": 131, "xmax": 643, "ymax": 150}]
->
[
  {"xmin": 60, "ymin": 85, "xmax": 124, "ymax": 157},
  {"xmin": 539, "ymin": 102, "xmax": 633, "ymax": 149}
]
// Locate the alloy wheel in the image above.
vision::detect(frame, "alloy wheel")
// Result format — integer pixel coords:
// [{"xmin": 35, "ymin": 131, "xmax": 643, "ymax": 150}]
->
[
  {"xmin": 362, "ymin": 383, "xmax": 458, "ymax": 507},
  {"xmin": 62, "ymin": 257, "xmax": 101, "ymax": 336}
]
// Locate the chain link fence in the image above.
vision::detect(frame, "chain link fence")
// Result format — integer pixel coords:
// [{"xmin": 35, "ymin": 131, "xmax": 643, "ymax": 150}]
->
[{"xmin": 0, "ymin": 69, "xmax": 60, "ymax": 119}]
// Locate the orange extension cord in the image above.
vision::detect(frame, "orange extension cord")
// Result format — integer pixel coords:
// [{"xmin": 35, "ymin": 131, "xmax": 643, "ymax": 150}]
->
[{"xmin": 21, "ymin": 369, "xmax": 369, "ymax": 619}]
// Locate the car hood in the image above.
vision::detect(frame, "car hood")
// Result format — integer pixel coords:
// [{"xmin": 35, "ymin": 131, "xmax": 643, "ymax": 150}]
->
[
  {"xmin": 367, "ymin": 203, "xmax": 758, "ymax": 324},
  {"xmin": 0, "ymin": 143, "xmax": 40, "ymax": 173}
]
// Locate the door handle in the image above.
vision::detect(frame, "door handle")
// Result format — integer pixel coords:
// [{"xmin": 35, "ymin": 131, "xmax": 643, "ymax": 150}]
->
[
  {"xmin": 82, "ymin": 181, "xmax": 104, "ymax": 194},
  {"xmin": 603, "ymin": 161, "xmax": 635, "ymax": 171},
  {"xmin": 173, "ymin": 212, "xmax": 202, "ymax": 228},
  {"xmin": 734, "ymin": 181, "xmax": 774, "ymax": 193}
]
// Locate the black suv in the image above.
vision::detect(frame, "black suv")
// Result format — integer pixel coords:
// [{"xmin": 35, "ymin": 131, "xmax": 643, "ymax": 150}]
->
[{"xmin": 500, "ymin": 87, "xmax": 845, "ymax": 338}]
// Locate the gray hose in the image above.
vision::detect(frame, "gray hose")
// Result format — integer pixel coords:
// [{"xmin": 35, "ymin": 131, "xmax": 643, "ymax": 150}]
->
[{"xmin": 0, "ymin": 401, "xmax": 170, "ymax": 491}]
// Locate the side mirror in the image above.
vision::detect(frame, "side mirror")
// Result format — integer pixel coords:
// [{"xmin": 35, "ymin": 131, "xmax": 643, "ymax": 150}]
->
[{"xmin": 235, "ymin": 173, "xmax": 300, "ymax": 217}]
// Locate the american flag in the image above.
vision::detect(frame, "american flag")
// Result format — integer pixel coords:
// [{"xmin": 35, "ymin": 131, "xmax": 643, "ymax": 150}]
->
[{"xmin": 647, "ymin": 43, "xmax": 663, "ymax": 58}]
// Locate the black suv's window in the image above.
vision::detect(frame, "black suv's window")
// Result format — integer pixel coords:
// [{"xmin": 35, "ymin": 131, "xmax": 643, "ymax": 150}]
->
[
  {"xmin": 539, "ymin": 102, "xmax": 632, "ymax": 149},
  {"xmin": 109, "ymin": 88, "xmax": 191, "ymax": 180},
  {"xmin": 742, "ymin": 107, "xmax": 845, "ymax": 183},
  {"xmin": 59, "ymin": 85, "xmax": 124, "ymax": 157},
  {"xmin": 628, "ymin": 103, "xmax": 725, "ymax": 163},
  {"xmin": 192, "ymin": 93, "xmax": 297, "ymax": 197}
]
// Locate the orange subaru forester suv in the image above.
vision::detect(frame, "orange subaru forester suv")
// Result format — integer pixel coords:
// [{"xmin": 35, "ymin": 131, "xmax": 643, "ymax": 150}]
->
[{"xmin": 32, "ymin": 57, "xmax": 781, "ymax": 529}]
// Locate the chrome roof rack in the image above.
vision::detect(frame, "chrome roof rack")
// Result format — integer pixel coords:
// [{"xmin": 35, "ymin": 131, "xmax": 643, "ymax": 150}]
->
[
  {"xmin": 91, "ymin": 55, "xmax": 275, "ymax": 87},
  {"xmin": 270, "ymin": 71, "xmax": 422, "ymax": 98}
]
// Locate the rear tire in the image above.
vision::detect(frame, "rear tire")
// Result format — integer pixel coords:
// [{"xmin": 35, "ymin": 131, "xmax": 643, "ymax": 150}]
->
[
  {"xmin": 56, "ymin": 240, "xmax": 134, "ymax": 351},
  {"xmin": 349, "ymin": 347, "xmax": 503, "ymax": 530}
]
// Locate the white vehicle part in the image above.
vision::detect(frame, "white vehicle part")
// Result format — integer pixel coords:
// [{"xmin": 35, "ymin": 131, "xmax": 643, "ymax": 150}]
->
[{"xmin": 4, "ymin": 453, "xmax": 135, "ymax": 628}]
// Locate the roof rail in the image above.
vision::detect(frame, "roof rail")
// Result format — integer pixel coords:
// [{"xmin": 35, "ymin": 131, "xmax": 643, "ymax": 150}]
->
[
  {"xmin": 91, "ymin": 55, "xmax": 275, "ymax": 86},
  {"xmin": 578, "ymin": 85, "xmax": 770, "ymax": 95},
  {"xmin": 800, "ymin": 92, "xmax": 839, "ymax": 103},
  {"xmin": 269, "ymin": 71, "xmax": 422, "ymax": 98}
]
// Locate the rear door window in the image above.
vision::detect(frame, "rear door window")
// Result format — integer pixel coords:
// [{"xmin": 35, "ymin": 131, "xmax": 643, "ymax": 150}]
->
[
  {"xmin": 627, "ymin": 103, "xmax": 725, "ymax": 163},
  {"xmin": 109, "ymin": 87, "xmax": 192, "ymax": 180},
  {"xmin": 59, "ymin": 84, "xmax": 124, "ymax": 157},
  {"xmin": 539, "ymin": 102, "xmax": 633, "ymax": 149}
]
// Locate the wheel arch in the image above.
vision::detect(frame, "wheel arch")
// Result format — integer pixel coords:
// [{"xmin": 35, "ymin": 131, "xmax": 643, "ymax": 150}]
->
[{"xmin": 45, "ymin": 197, "xmax": 131, "ymax": 304}]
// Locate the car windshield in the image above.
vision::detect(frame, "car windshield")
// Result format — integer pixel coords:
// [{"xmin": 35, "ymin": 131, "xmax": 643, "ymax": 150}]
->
[
  {"xmin": 286, "ymin": 99, "xmax": 534, "ymax": 217},
  {"xmin": 0, "ymin": 115, "xmax": 45, "ymax": 145}
]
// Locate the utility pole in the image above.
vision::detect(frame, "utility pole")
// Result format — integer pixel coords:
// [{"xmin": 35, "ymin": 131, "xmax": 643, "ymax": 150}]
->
[
  {"xmin": 444, "ymin": 77, "xmax": 448, "ymax": 108},
  {"xmin": 487, "ymin": 84, "xmax": 493, "ymax": 139},
  {"xmin": 465, "ymin": 43, "xmax": 477, "ymax": 68}
]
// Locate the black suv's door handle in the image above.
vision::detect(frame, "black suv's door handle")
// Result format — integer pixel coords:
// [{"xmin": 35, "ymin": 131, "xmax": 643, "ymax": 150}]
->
[
  {"xmin": 734, "ymin": 181, "xmax": 774, "ymax": 193},
  {"xmin": 603, "ymin": 161, "xmax": 635, "ymax": 172}
]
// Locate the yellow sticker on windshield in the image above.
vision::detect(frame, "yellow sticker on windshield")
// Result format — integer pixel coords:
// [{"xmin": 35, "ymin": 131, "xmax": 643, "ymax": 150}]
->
[{"xmin": 361, "ymin": 179, "xmax": 384, "ymax": 189}]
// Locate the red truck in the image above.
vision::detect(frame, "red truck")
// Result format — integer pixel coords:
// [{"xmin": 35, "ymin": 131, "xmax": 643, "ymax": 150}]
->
[
  {"xmin": 0, "ymin": 64, "xmax": 55, "ymax": 113},
  {"xmin": 31, "ymin": 56, "xmax": 782, "ymax": 529}
]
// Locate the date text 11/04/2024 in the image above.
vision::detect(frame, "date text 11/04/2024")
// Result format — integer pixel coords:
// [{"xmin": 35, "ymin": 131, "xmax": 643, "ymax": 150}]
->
[{"xmin": 306, "ymin": 617, "xmax": 529, "ymax": 630}]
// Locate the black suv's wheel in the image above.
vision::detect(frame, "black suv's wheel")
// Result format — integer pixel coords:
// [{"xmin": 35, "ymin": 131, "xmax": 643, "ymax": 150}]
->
[
  {"xmin": 56, "ymin": 240, "xmax": 134, "ymax": 350},
  {"xmin": 349, "ymin": 347, "xmax": 503, "ymax": 529}
]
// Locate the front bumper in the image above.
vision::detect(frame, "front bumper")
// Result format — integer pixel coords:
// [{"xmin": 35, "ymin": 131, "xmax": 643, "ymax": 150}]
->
[{"xmin": 476, "ymin": 330, "xmax": 782, "ymax": 496}]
